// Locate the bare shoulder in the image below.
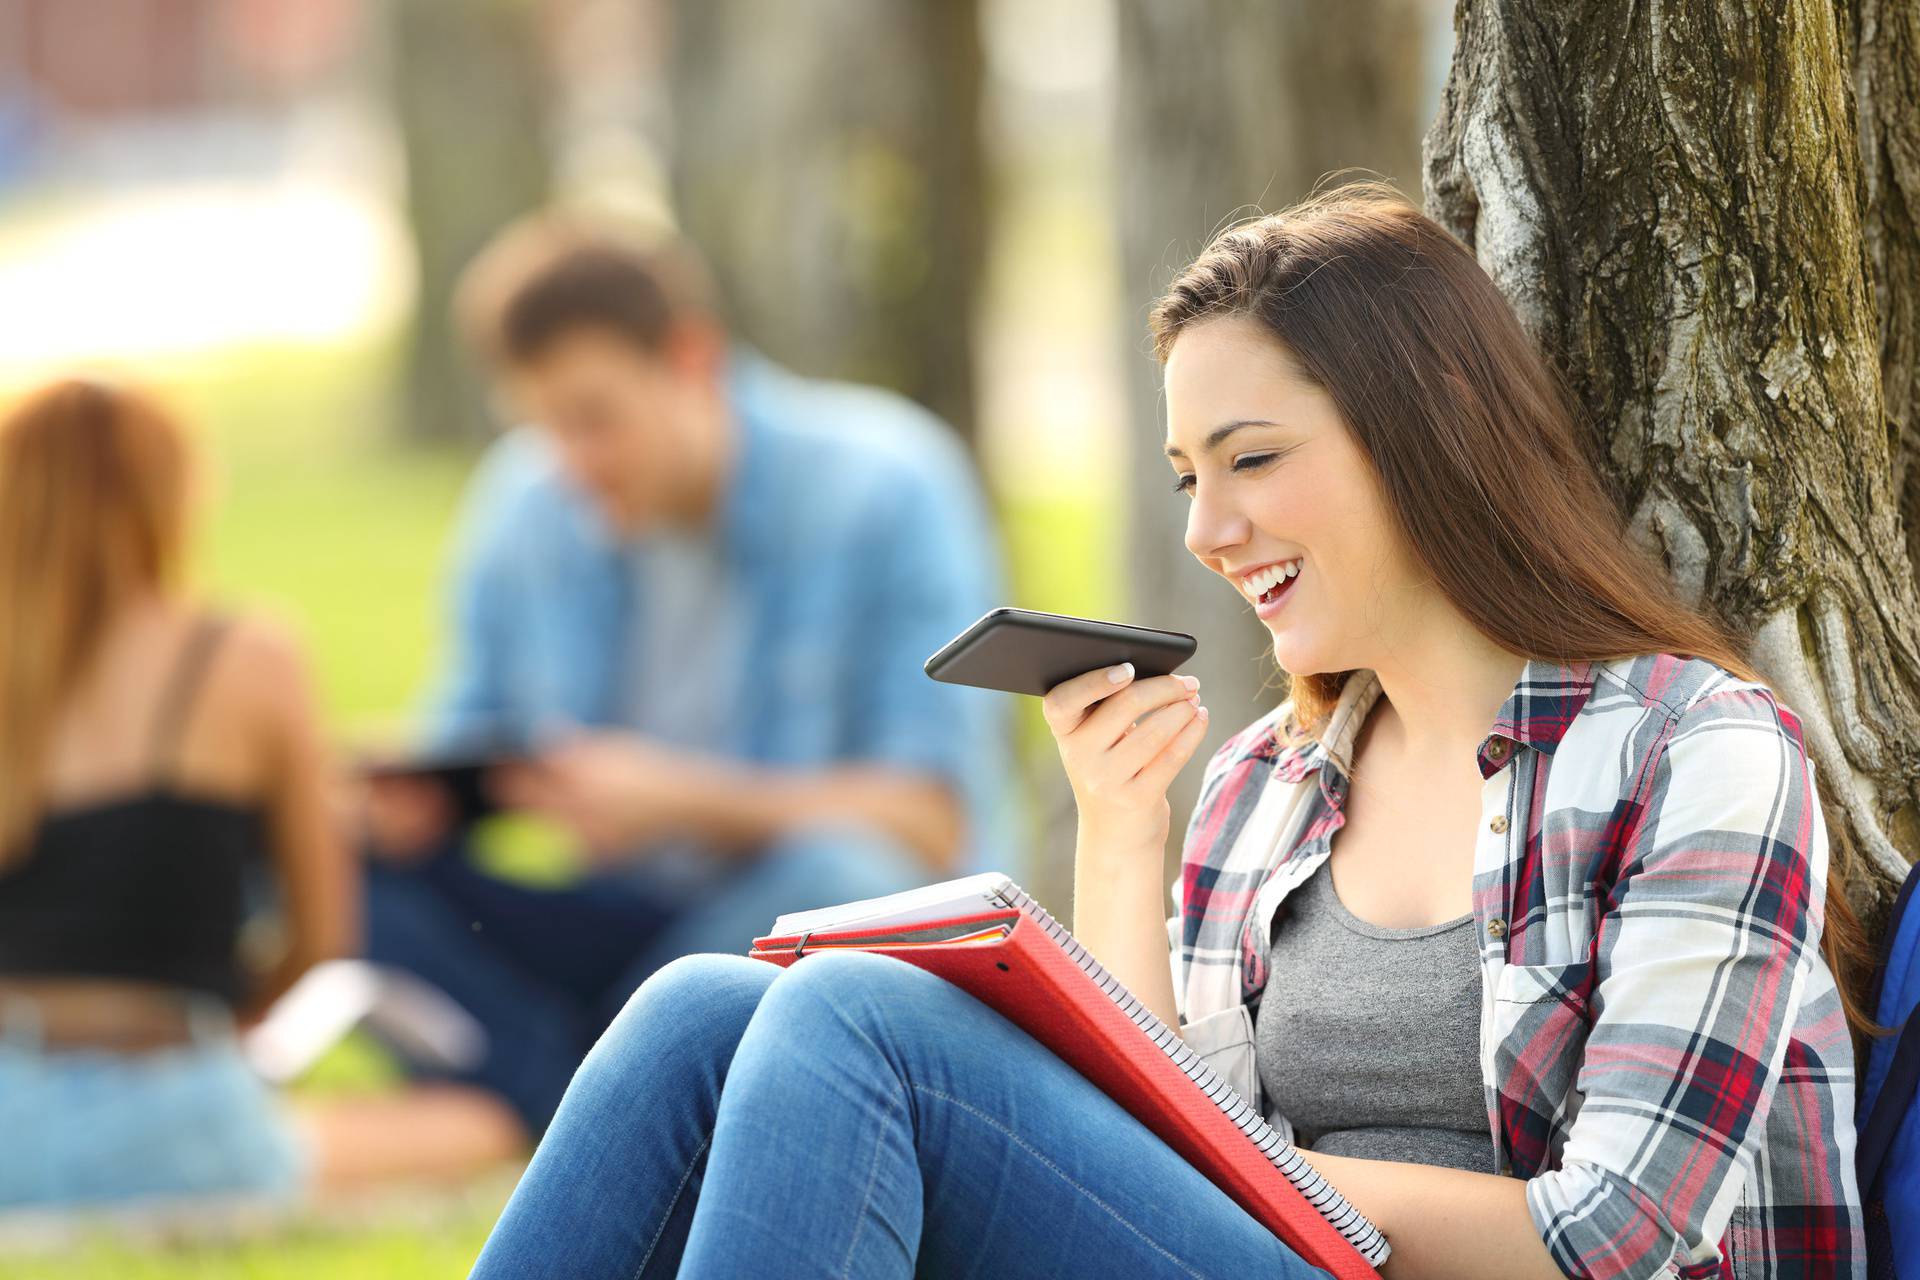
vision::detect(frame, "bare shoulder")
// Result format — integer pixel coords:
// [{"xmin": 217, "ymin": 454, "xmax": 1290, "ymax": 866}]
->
[{"xmin": 204, "ymin": 609, "xmax": 321, "ymax": 728}]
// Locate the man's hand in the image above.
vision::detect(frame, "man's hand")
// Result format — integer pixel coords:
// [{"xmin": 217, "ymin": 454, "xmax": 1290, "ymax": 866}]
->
[
  {"xmin": 492, "ymin": 733, "xmax": 964, "ymax": 872},
  {"xmin": 491, "ymin": 732, "xmax": 695, "ymax": 862},
  {"xmin": 358, "ymin": 773, "xmax": 456, "ymax": 864}
]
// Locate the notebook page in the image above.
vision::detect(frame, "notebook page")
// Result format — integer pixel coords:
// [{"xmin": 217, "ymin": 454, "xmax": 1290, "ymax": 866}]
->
[{"xmin": 767, "ymin": 871, "xmax": 1014, "ymax": 937}]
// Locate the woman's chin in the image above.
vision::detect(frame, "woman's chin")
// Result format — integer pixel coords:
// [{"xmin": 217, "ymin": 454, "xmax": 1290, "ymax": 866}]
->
[{"xmin": 1268, "ymin": 637, "xmax": 1333, "ymax": 678}]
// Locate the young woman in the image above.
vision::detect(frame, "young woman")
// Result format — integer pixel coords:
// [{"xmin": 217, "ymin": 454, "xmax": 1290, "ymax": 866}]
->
[
  {"xmin": 466, "ymin": 186, "xmax": 1871, "ymax": 1278},
  {"xmin": 0, "ymin": 379, "xmax": 522, "ymax": 1211},
  {"xmin": 0, "ymin": 378, "xmax": 356, "ymax": 1208}
]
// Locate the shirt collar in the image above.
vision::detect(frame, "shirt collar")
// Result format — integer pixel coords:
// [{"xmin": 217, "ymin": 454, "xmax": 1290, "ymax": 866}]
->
[
  {"xmin": 1269, "ymin": 670, "xmax": 1380, "ymax": 795},
  {"xmin": 1481, "ymin": 656, "xmax": 1598, "ymax": 775},
  {"xmin": 1270, "ymin": 656, "xmax": 1600, "ymax": 786}
]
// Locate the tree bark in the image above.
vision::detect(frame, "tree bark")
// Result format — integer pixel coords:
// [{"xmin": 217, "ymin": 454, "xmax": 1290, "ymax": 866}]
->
[
  {"xmin": 1426, "ymin": 0, "xmax": 1920, "ymax": 913},
  {"xmin": 391, "ymin": 0, "xmax": 553, "ymax": 443},
  {"xmin": 1113, "ymin": 0, "xmax": 1432, "ymax": 854},
  {"xmin": 1840, "ymin": 0, "xmax": 1920, "ymax": 599},
  {"xmin": 666, "ymin": 0, "xmax": 986, "ymax": 442}
]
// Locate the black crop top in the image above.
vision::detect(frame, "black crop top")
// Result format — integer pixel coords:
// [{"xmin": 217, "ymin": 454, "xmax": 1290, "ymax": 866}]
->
[{"xmin": 0, "ymin": 617, "xmax": 270, "ymax": 1006}]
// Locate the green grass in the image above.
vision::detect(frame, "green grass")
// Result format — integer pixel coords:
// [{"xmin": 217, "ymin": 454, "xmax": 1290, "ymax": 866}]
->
[
  {"xmin": 168, "ymin": 339, "xmax": 480, "ymax": 730},
  {"xmin": 0, "ymin": 329, "xmax": 1118, "ymax": 1278},
  {"xmin": 0, "ymin": 1215, "xmax": 498, "ymax": 1280},
  {"xmin": 0, "ymin": 336, "xmax": 480, "ymax": 730},
  {"xmin": 0, "ymin": 339, "xmax": 500, "ymax": 1278}
]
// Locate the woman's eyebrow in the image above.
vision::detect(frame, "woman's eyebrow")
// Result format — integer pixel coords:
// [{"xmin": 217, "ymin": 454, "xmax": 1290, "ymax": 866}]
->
[{"xmin": 1164, "ymin": 418, "xmax": 1281, "ymax": 460}]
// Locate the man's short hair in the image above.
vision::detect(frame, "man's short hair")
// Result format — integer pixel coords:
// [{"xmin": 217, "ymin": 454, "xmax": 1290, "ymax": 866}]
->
[{"xmin": 454, "ymin": 213, "xmax": 720, "ymax": 368}]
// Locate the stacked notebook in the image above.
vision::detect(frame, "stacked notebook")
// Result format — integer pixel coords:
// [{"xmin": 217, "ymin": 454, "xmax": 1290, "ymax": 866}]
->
[{"xmin": 750, "ymin": 872, "xmax": 1390, "ymax": 1277}]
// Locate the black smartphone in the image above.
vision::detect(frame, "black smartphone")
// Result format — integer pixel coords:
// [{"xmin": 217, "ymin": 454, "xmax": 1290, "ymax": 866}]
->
[{"xmin": 923, "ymin": 607, "xmax": 1198, "ymax": 697}]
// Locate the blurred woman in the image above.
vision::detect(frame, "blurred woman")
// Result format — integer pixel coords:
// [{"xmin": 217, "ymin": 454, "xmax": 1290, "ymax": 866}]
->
[
  {"xmin": 0, "ymin": 378, "xmax": 351, "ymax": 1209},
  {"xmin": 0, "ymin": 378, "xmax": 520, "ymax": 1212}
]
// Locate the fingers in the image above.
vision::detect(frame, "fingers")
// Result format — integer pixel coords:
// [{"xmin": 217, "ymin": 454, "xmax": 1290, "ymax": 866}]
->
[
  {"xmin": 1040, "ymin": 665, "xmax": 1200, "ymax": 745},
  {"xmin": 1078, "ymin": 672, "xmax": 1202, "ymax": 750},
  {"xmin": 1109, "ymin": 693, "xmax": 1205, "ymax": 780},
  {"xmin": 1040, "ymin": 662, "xmax": 1139, "ymax": 735},
  {"xmin": 1132, "ymin": 697, "xmax": 1211, "ymax": 794},
  {"xmin": 489, "ymin": 759, "xmax": 560, "ymax": 814}
]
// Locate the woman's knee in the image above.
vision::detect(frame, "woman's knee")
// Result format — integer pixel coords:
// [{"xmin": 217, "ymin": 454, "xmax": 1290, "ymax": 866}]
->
[
  {"xmin": 584, "ymin": 953, "xmax": 778, "ymax": 1079},
  {"xmin": 752, "ymin": 949, "xmax": 940, "ymax": 1043}
]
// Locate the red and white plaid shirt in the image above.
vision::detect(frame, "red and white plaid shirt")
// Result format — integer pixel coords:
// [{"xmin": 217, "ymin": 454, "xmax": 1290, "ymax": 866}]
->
[{"xmin": 1166, "ymin": 654, "xmax": 1865, "ymax": 1278}]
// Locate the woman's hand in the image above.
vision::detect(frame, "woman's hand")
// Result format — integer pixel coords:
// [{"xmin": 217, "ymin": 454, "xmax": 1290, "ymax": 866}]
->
[{"xmin": 1041, "ymin": 663, "xmax": 1208, "ymax": 853}]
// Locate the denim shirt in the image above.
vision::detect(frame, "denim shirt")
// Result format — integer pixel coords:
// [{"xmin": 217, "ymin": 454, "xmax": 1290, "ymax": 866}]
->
[
  {"xmin": 1167, "ymin": 655, "xmax": 1865, "ymax": 1279},
  {"xmin": 423, "ymin": 350, "xmax": 1015, "ymax": 875}
]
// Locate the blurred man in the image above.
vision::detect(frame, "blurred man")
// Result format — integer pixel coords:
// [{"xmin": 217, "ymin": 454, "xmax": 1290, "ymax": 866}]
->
[{"xmin": 363, "ymin": 215, "xmax": 1014, "ymax": 1134}]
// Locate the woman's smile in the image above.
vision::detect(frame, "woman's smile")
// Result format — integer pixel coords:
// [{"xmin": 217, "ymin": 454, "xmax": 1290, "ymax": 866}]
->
[
  {"xmin": 1231, "ymin": 557, "xmax": 1304, "ymax": 619},
  {"xmin": 1164, "ymin": 313, "xmax": 1405, "ymax": 678}
]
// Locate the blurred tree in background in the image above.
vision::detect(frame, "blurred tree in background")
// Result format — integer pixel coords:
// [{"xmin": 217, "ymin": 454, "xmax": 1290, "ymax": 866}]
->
[
  {"xmin": 1113, "ymin": 0, "xmax": 1436, "ymax": 852},
  {"xmin": 1427, "ymin": 0, "xmax": 1920, "ymax": 925},
  {"xmin": 668, "ymin": 0, "xmax": 987, "ymax": 444},
  {"xmin": 393, "ymin": 0, "xmax": 551, "ymax": 442}
]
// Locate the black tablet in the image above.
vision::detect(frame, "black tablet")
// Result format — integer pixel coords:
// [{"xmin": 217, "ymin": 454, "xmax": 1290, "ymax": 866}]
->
[
  {"xmin": 923, "ymin": 607, "xmax": 1198, "ymax": 697},
  {"xmin": 360, "ymin": 751, "xmax": 524, "ymax": 826}
]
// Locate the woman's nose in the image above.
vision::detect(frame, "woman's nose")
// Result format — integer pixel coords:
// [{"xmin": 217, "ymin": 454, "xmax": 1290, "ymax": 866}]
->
[{"xmin": 1183, "ymin": 487, "xmax": 1251, "ymax": 562}]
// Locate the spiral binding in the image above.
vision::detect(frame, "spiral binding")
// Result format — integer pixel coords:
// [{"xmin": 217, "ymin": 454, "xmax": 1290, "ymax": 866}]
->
[{"xmin": 986, "ymin": 881, "xmax": 1390, "ymax": 1267}]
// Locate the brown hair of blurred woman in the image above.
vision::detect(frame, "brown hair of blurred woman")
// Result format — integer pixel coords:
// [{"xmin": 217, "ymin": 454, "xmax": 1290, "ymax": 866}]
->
[
  {"xmin": 1147, "ymin": 179, "xmax": 1885, "ymax": 1045},
  {"xmin": 0, "ymin": 379, "xmax": 194, "ymax": 861}
]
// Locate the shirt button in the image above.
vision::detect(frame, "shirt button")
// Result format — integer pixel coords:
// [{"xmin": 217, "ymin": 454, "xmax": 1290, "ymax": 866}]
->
[
  {"xmin": 1486, "ymin": 917, "xmax": 1508, "ymax": 938},
  {"xmin": 1486, "ymin": 736, "xmax": 1510, "ymax": 761},
  {"xmin": 1489, "ymin": 815, "xmax": 1509, "ymax": 834}
]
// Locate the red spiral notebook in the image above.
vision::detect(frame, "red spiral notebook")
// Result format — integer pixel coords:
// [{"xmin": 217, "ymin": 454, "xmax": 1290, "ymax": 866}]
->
[{"xmin": 749, "ymin": 872, "xmax": 1390, "ymax": 1277}]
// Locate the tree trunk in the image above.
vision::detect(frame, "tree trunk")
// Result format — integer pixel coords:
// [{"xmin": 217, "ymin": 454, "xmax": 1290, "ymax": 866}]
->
[
  {"xmin": 666, "ymin": 0, "xmax": 986, "ymax": 443},
  {"xmin": 1425, "ymin": 0, "xmax": 1920, "ymax": 918},
  {"xmin": 1840, "ymin": 0, "xmax": 1920, "ymax": 601},
  {"xmin": 1113, "ymin": 0, "xmax": 1433, "ymax": 855},
  {"xmin": 391, "ymin": 0, "xmax": 552, "ymax": 443}
]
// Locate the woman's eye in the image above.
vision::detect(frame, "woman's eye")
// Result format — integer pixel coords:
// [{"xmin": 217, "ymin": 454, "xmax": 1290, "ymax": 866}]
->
[{"xmin": 1172, "ymin": 453, "xmax": 1280, "ymax": 497}]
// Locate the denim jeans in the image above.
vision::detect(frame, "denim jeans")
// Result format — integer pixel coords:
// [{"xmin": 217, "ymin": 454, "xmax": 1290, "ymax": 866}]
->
[
  {"xmin": 368, "ymin": 822, "xmax": 932, "ymax": 1135},
  {"xmin": 0, "ymin": 995, "xmax": 306, "ymax": 1211},
  {"xmin": 469, "ymin": 949, "xmax": 1336, "ymax": 1279}
]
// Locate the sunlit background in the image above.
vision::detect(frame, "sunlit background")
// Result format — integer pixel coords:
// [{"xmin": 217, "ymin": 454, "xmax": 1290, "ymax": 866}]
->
[{"xmin": 0, "ymin": 1, "xmax": 1452, "ymax": 1272}]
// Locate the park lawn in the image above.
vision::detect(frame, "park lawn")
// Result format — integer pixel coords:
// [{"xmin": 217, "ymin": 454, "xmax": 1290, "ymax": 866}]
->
[
  {"xmin": 0, "ymin": 340, "xmax": 503, "ymax": 1280},
  {"xmin": 166, "ymin": 337, "xmax": 481, "ymax": 731},
  {"xmin": 1, "ymin": 333, "xmax": 479, "ymax": 730},
  {"xmin": 0, "ymin": 337, "xmax": 1114, "ymax": 1279},
  {"xmin": 0, "ymin": 1213, "xmax": 500, "ymax": 1280}
]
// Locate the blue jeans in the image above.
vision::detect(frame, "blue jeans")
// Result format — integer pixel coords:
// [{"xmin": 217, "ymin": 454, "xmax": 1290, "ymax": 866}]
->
[
  {"xmin": 0, "ymin": 996, "xmax": 306, "ymax": 1211},
  {"xmin": 470, "ymin": 949, "xmax": 1335, "ymax": 1279},
  {"xmin": 368, "ymin": 823, "xmax": 932, "ymax": 1134}
]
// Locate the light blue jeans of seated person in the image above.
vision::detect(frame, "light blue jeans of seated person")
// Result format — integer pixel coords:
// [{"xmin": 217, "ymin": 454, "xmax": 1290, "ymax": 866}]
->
[
  {"xmin": 470, "ymin": 949, "xmax": 1338, "ymax": 1280},
  {"xmin": 0, "ymin": 995, "xmax": 307, "ymax": 1211}
]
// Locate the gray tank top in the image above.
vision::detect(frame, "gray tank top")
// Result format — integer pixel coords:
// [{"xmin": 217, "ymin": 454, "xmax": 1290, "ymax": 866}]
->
[{"xmin": 1253, "ymin": 856, "xmax": 1491, "ymax": 1173}]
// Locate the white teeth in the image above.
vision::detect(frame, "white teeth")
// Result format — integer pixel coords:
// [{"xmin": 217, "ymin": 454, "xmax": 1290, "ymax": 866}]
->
[{"xmin": 1240, "ymin": 559, "xmax": 1302, "ymax": 601}]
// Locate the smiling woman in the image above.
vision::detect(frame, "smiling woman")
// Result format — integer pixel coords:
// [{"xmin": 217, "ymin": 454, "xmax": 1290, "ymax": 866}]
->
[
  {"xmin": 1144, "ymin": 182, "xmax": 1876, "ymax": 1278},
  {"xmin": 1148, "ymin": 187, "xmax": 1761, "ymax": 735},
  {"xmin": 456, "ymin": 183, "xmax": 1875, "ymax": 1280}
]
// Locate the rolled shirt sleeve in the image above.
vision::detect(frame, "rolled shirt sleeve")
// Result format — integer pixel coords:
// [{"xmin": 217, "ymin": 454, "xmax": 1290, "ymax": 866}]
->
[
  {"xmin": 1524, "ymin": 691, "xmax": 1828, "ymax": 1278},
  {"xmin": 422, "ymin": 436, "xmax": 536, "ymax": 752},
  {"xmin": 846, "ymin": 435, "xmax": 1014, "ymax": 873}
]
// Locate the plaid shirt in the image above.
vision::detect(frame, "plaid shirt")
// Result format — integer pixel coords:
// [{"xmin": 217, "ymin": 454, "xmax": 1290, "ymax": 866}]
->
[{"xmin": 1165, "ymin": 655, "xmax": 1865, "ymax": 1279}]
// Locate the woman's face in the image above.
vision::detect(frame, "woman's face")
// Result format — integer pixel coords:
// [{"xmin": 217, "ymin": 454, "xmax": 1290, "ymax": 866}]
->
[{"xmin": 1162, "ymin": 314, "xmax": 1427, "ymax": 678}]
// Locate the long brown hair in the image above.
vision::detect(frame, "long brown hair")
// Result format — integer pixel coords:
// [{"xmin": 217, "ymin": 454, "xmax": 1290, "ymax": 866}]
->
[
  {"xmin": 1148, "ymin": 180, "xmax": 1886, "ymax": 1043},
  {"xmin": 0, "ymin": 379, "xmax": 194, "ymax": 862}
]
